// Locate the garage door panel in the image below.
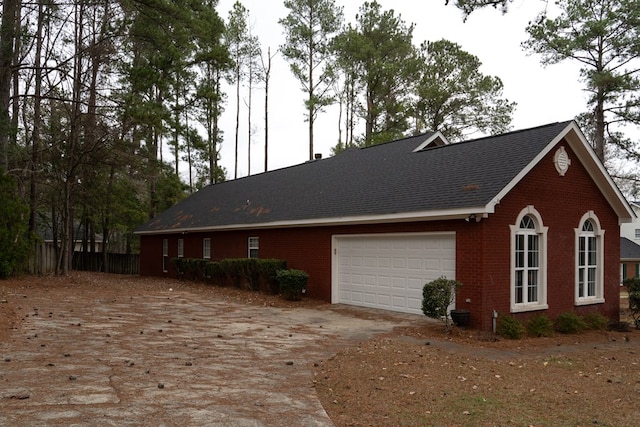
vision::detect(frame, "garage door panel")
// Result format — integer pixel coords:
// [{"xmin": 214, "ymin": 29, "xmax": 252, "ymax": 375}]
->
[
  {"xmin": 392, "ymin": 296, "xmax": 407, "ymax": 308},
  {"xmin": 393, "ymin": 258, "xmax": 407, "ymax": 269},
  {"xmin": 364, "ymin": 293, "xmax": 377, "ymax": 304},
  {"xmin": 335, "ymin": 234, "xmax": 456, "ymax": 315},
  {"xmin": 378, "ymin": 257, "xmax": 391, "ymax": 268},
  {"xmin": 407, "ymin": 257, "xmax": 423, "ymax": 270},
  {"xmin": 407, "ymin": 277, "xmax": 424, "ymax": 291},
  {"xmin": 364, "ymin": 274, "xmax": 378, "ymax": 286}
]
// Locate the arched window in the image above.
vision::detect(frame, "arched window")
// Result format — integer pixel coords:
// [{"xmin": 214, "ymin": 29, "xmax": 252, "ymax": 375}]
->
[
  {"xmin": 575, "ymin": 212, "xmax": 605, "ymax": 304},
  {"xmin": 510, "ymin": 206, "xmax": 548, "ymax": 312}
]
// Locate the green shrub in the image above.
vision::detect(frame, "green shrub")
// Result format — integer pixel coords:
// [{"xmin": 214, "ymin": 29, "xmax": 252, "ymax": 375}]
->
[
  {"xmin": 554, "ymin": 312, "xmax": 587, "ymax": 334},
  {"xmin": 242, "ymin": 258, "xmax": 261, "ymax": 291},
  {"xmin": 258, "ymin": 259, "xmax": 287, "ymax": 294},
  {"xmin": 582, "ymin": 313, "xmax": 609, "ymax": 330},
  {"xmin": 623, "ymin": 277, "xmax": 640, "ymax": 329},
  {"xmin": 171, "ymin": 258, "xmax": 186, "ymax": 277},
  {"xmin": 182, "ymin": 258, "xmax": 204, "ymax": 280},
  {"xmin": 496, "ymin": 313, "xmax": 525, "ymax": 339},
  {"xmin": 421, "ymin": 277, "xmax": 462, "ymax": 330},
  {"xmin": 219, "ymin": 258, "xmax": 247, "ymax": 288},
  {"xmin": 204, "ymin": 261, "xmax": 225, "ymax": 284},
  {"xmin": 526, "ymin": 314, "xmax": 555, "ymax": 337},
  {"xmin": 276, "ymin": 269, "xmax": 308, "ymax": 301},
  {"xmin": 215, "ymin": 258, "xmax": 289, "ymax": 291},
  {"xmin": 195, "ymin": 259, "xmax": 209, "ymax": 280}
]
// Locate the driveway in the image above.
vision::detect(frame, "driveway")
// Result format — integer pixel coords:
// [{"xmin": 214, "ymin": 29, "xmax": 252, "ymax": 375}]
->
[{"xmin": 0, "ymin": 280, "xmax": 424, "ymax": 426}]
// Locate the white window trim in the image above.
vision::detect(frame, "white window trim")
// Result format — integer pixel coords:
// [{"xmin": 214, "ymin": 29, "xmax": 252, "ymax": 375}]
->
[
  {"xmin": 162, "ymin": 239, "xmax": 169, "ymax": 273},
  {"xmin": 203, "ymin": 238, "xmax": 211, "ymax": 259},
  {"xmin": 177, "ymin": 238, "xmax": 184, "ymax": 258},
  {"xmin": 510, "ymin": 206, "xmax": 549, "ymax": 313},
  {"xmin": 248, "ymin": 237, "xmax": 259, "ymax": 259},
  {"xmin": 574, "ymin": 211, "xmax": 605, "ymax": 305}
]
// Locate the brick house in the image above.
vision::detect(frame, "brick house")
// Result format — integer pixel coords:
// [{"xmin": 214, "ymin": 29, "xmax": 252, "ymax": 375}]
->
[
  {"xmin": 135, "ymin": 121, "xmax": 633, "ymax": 330},
  {"xmin": 620, "ymin": 202, "xmax": 640, "ymax": 282}
]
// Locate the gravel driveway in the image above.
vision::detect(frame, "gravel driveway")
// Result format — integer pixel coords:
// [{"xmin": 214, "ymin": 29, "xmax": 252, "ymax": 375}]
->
[{"xmin": 0, "ymin": 277, "xmax": 422, "ymax": 426}]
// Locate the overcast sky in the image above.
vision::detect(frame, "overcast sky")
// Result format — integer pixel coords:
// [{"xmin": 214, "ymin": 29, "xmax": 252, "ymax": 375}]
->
[{"xmin": 211, "ymin": 0, "xmax": 586, "ymax": 179}]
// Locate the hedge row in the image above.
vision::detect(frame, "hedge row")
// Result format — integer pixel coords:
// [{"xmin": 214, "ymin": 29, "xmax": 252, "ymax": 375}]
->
[
  {"xmin": 496, "ymin": 311, "xmax": 612, "ymax": 339},
  {"xmin": 170, "ymin": 258, "xmax": 308, "ymax": 297},
  {"xmin": 171, "ymin": 257, "xmax": 286, "ymax": 293}
]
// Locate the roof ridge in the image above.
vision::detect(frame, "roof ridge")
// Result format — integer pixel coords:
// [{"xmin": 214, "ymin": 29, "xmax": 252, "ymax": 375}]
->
[
  {"xmin": 359, "ymin": 132, "xmax": 434, "ymax": 151},
  {"xmin": 464, "ymin": 120, "xmax": 573, "ymax": 144}
]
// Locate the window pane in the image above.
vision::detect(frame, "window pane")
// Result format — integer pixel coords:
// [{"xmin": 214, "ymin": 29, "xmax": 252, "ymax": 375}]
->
[
  {"xmin": 578, "ymin": 237, "xmax": 585, "ymax": 266},
  {"xmin": 588, "ymin": 267, "xmax": 596, "ymax": 296},
  {"xmin": 248, "ymin": 237, "xmax": 259, "ymax": 259},
  {"xmin": 203, "ymin": 238, "xmax": 211, "ymax": 259},
  {"xmin": 528, "ymin": 270, "xmax": 538, "ymax": 303},
  {"xmin": 520, "ymin": 215, "xmax": 535, "ymax": 229},
  {"xmin": 528, "ymin": 235, "xmax": 539, "ymax": 268},
  {"xmin": 587, "ymin": 237, "xmax": 597, "ymax": 266},
  {"xmin": 516, "ymin": 235, "xmax": 524, "ymax": 268},
  {"xmin": 162, "ymin": 239, "xmax": 168, "ymax": 272},
  {"xmin": 178, "ymin": 239, "xmax": 184, "ymax": 258},
  {"xmin": 515, "ymin": 271, "xmax": 523, "ymax": 303},
  {"xmin": 578, "ymin": 268, "xmax": 584, "ymax": 297}
]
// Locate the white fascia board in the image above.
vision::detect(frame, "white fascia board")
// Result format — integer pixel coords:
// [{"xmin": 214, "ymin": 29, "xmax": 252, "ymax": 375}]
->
[
  {"xmin": 412, "ymin": 131, "xmax": 450, "ymax": 152},
  {"xmin": 133, "ymin": 206, "xmax": 489, "ymax": 235},
  {"xmin": 561, "ymin": 122, "xmax": 635, "ymax": 223},
  {"xmin": 486, "ymin": 121, "xmax": 634, "ymax": 223}
]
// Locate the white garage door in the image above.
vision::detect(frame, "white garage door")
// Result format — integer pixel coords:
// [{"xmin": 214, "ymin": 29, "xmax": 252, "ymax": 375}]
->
[{"xmin": 332, "ymin": 233, "xmax": 456, "ymax": 315}]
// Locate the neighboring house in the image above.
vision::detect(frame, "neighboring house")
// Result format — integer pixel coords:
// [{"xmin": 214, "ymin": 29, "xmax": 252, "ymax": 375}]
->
[
  {"xmin": 620, "ymin": 201, "xmax": 640, "ymax": 242},
  {"xmin": 620, "ymin": 201, "xmax": 640, "ymax": 283},
  {"xmin": 620, "ymin": 237, "xmax": 640, "ymax": 283},
  {"xmin": 135, "ymin": 121, "xmax": 633, "ymax": 330}
]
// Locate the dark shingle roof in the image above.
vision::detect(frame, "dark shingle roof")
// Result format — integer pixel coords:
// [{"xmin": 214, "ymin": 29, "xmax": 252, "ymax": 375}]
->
[
  {"xmin": 136, "ymin": 121, "xmax": 574, "ymax": 234},
  {"xmin": 621, "ymin": 237, "xmax": 640, "ymax": 260}
]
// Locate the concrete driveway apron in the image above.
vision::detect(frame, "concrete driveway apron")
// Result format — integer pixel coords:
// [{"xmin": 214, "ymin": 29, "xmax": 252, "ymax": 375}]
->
[{"xmin": 0, "ymin": 287, "xmax": 421, "ymax": 426}]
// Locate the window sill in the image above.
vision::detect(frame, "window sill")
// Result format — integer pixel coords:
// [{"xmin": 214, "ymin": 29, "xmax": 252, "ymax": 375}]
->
[
  {"xmin": 575, "ymin": 298, "xmax": 604, "ymax": 306},
  {"xmin": 510, "ymin": 303, "xmax": 549, "ymax": 313}
]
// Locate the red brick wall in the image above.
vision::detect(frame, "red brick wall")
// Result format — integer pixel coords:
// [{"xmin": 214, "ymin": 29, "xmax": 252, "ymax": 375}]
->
[
  {"xmin": 139, "ymin": 139, "xmax": 622, "ymax": 331},
  {"xmin": 470, "ymin": 141, "xmax": 621, "ymax": 329}
]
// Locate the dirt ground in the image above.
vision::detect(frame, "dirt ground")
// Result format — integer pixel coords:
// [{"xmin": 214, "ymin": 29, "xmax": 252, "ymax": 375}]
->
[{"xmin": 1, "ymin": 273, "xmax": 639, "ymax": 426}]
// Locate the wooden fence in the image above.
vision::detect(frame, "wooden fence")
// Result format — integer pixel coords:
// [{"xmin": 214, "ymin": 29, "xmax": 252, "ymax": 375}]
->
[
  {"xmin": 73, "ymin": 252, "xmax": 140, "ymax": 275},
  {"xmin": 29, "ymin": 244, "xmax": 139, "ymax": 275}
]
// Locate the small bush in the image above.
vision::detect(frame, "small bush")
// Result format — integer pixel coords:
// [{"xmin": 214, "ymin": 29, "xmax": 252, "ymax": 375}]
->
[
  {"xmin": 219, "ymin": 258, "xmax": 247, "ymax": 288},
  {"xmin": 258, "ymin": 259, "xmax": 287, "ymax": 294},
  {"xmin": 276, "ymin": 269, "xmax": 308, "ymax": 301},
  {"xmin": 623, "ymin": 277, "xmax": 640, "ymax": 329},
  {"xmin": 242, "ymin": 258, "xmax": 261, "ymax": 291},
  {"xmin": 182, "ymin": 258, "xmax": 204, "ymax": 280},
  {"xmin": 554, "ymin": 312, "xmax": 587, "ymax": 334},
  {"xmin": 421, "ymin": 277, "xmax": 462, "ymax": 330},
  {"xmin": 582, "ymin": 313, "xmax": 609, "ymax": 330},
  {"xmin": 526, "ymin": 314, "xmax": 554, "ymax": 337},
  {"xmin": 171, "ymin": 258, "xmax": 186, "ymax": 277},
  {"xmin": 496, "ymin": 313, "xmax": 525, "ymax": 339},
  {"xmin": 204, "ymin": 261, "xmax": 225, "ymax": 284}
]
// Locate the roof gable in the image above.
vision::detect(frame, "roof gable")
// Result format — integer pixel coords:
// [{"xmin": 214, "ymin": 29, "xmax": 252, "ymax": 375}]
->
[
  {"xmin": 621, "ymin": 237, "xmax": 640, "ymax": 260},
  {"xmin": 135, "ymin": 121, "xmax": 633, "ymax": 234}
]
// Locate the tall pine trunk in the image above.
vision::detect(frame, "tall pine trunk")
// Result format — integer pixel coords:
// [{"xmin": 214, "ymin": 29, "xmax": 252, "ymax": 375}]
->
[
  {"xmin": 30, "ymin": 1, "xmax": 44, "ymax": 235},
  {"xmin": 0, "ymin": 0, "xmax": 20, "ymax": 171}
]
